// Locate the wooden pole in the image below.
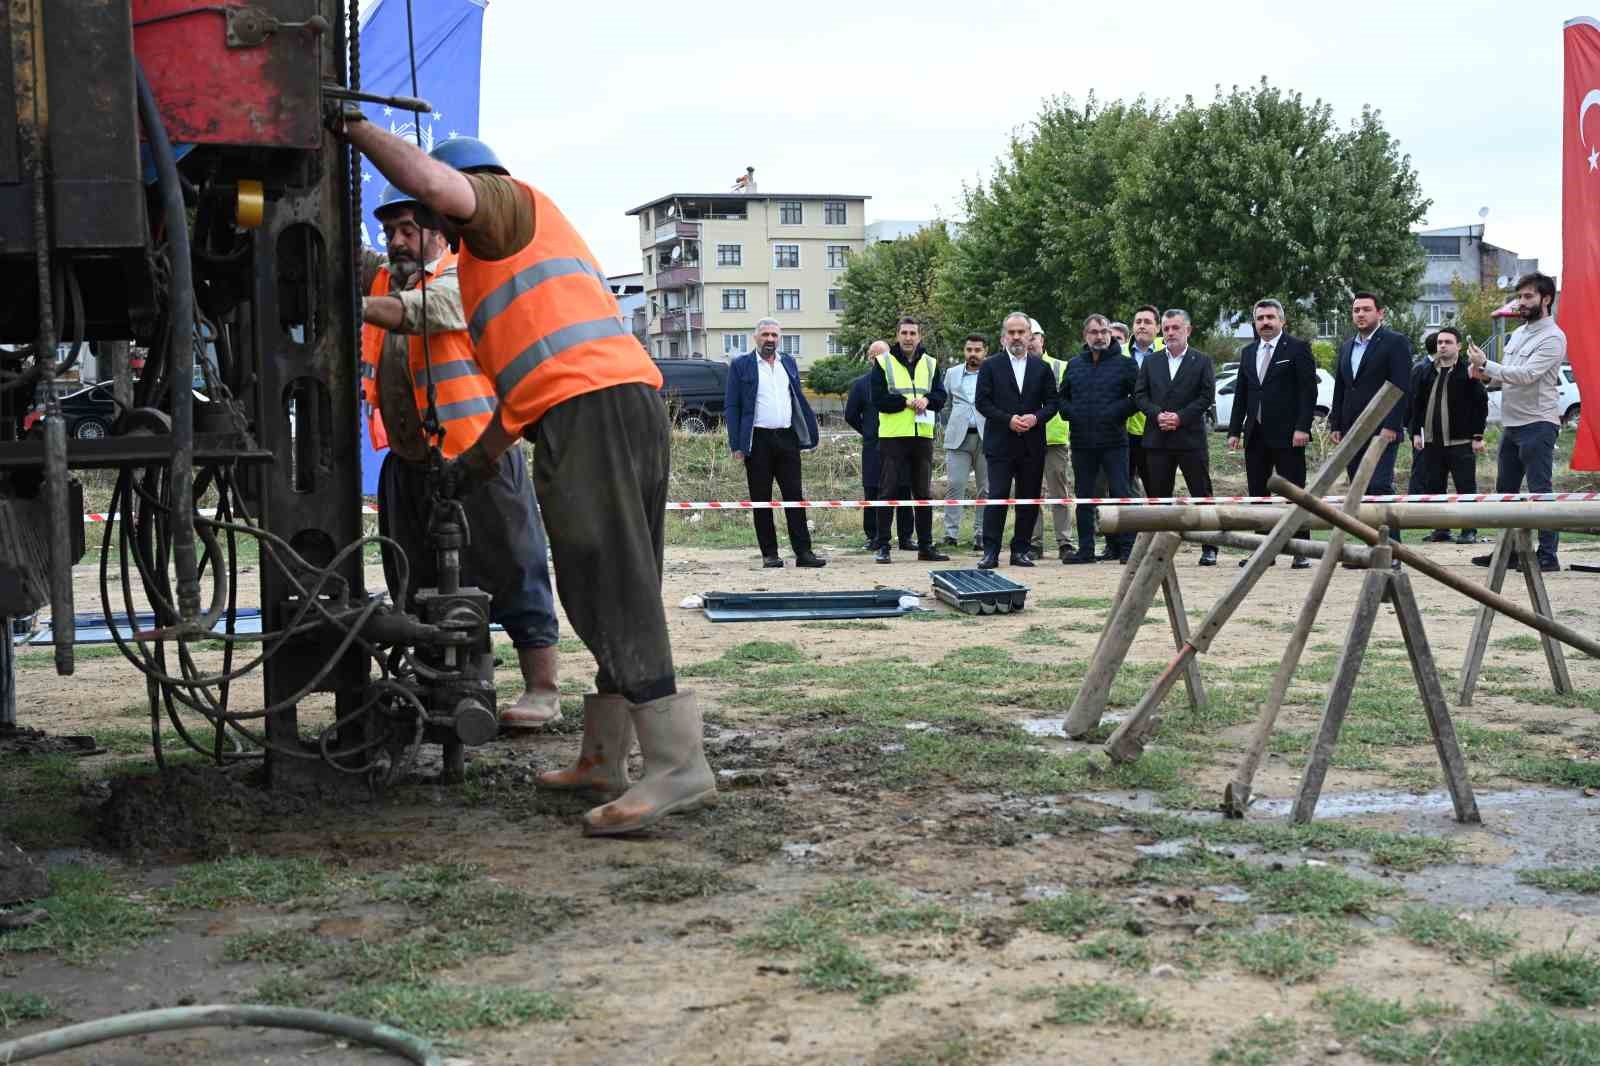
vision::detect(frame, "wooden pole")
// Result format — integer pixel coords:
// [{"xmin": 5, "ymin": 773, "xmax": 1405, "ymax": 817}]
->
[
  {"xmin": 1181, "ymin": 530, "xmax": 1375, "ymax": 568},
  {"xmin": 1160, "ymin": 562, "xmax": 1206, "ymax": 714},
  {"xmin": 1268, "ymin": 476, "xmax": 1600, "ymax": 660},
  {"xmin": 1389, "ymin": 571, "xmax": 1480, "ymax": 824},
  {"xmin": 1517, "ymin": 529, "xmax": 1573, "ymax": 695},
  {"xmin": 1063, "ymin": 532, "xmax": 1180, "ymax": 738},
  {"xmin": 1101, "ymin": 501, "xmax": 1600, "ymax": 534},
  {"xmin": 1222, "ymin": 436, "xmax": 1388, "ymax": 816},
  {"xmin": 1091, "ymin": 532, "xmax": 1154, "ymax": 663},
  {"xmin": 1457, "ymin": 530, "xmax": 1515, "ymax": 705}
]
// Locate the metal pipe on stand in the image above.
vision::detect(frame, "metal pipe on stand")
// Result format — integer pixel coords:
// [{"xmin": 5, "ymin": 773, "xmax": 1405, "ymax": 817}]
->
[{"xmin": 1101, "ymin": 501, "xmax": 1600, "ymax": 535}]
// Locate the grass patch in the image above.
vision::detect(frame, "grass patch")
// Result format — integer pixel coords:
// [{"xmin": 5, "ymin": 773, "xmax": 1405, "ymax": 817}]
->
[
  {"xmin": 1132, "ymin": 850, "xmax": 1397, "ymax": 918},
  {"xmin": 1038, "ymin": 596, "xmax": 1115, "ymax": 610},
  {"xmin": 1228, "ymin": 922, "xmax": 1345, "ymax": 984},
  {"xmin": 329, "ymin": 981, "xmax": 571, "ymax": 1037},
  {"xmin": 1504, "ymin": 948, "xmax": 1600, "ymax": 1008},
  {"xmin": 160, "ymin": 856, "xmax": 342, "ymax": 909},
  {"xmin": 1314, "ymin": 986, "xmax": 1458, "ymax": 1063},
  {"xmin": 1212, "ymin": 1015, "xmax": 1299, "ymax": 1065},
  {"xmin": 0, "ymin": 863, "xmax": 163, "ymax": 964},
  {"xmin": 611, "ymin": 862, "xmax": 749, "ymax": 904},
  {"xmin": 1516, "ymin": 866, "xmax": 1600, "ymax": 895},
  {"xmin": 252, "ymin": 973, "xmax": 325, "ymax": 1006},
  {"xmin": 1124, "ymin": 810, "xmax": 1459, "ymax": 872},
  {"xmin": 1493, "ymin": 634, "xmax": 1544, "ymax": 652},
  {"xmin": 1395, "ymin": 905, "xmax": 1517, "ymax": 961},
  {"xmin": 1042, "ymin": 981, "xmax": 1171, "ymax": 1028},
  {"xmin": 0, "ymin": 991, "xmax": 54, "ymax": 1029},
  {"xmin": 222, "ymin": 928, "xmax": 332, "ymax": 965},
  {"xmin": 798, "ymin": 940, "xmax": 915, "ymax": 1005},
  {"xmin": 1019, "ymin": 890, "xmax": 1116, "ymax": 936},
  {"xmin": 1434, "ymin": 1002, "xmax": 1600, "ymax": 1064},
  {"xmin": 1075, "ymin": 930, "xmax": 1154, "ymax": 972}
]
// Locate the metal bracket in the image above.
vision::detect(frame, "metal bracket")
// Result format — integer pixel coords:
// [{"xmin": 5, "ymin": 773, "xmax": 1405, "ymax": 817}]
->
[{"xmin": 225, "ymin": 6, "xmax": 329, "ymax": 49}]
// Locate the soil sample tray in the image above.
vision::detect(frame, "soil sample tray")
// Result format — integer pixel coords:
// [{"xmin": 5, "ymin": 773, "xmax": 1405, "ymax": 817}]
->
[
  {"xmin": 701, "ymin": 589, "xmax": 917, "ymax": 622},
  {"xmin": 929, "ymin": 569, "xmax": 1030, "ymax": 615}
]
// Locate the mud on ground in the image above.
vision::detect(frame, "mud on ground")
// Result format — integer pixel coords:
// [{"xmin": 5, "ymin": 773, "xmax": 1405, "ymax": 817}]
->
[{"xmin": 2, "ymin": 536, "xmax": 1600, "ymax": 1065}]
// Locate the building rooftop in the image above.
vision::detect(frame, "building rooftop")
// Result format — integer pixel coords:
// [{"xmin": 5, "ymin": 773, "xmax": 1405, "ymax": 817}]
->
[{"xmin": 625, "ymin": 192, "xmax": 872, "ymax": 216}]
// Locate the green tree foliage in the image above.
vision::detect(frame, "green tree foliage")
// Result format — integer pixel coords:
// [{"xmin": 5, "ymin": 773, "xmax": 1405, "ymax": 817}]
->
[
  {"xmin": 835, "ymin": 223, "xmax": 957, "ymax": 360},
  {"xmin": 1113, "ymin": 81, "xmax": 1429, "ymax": 338},
  {"xmin": 1311, "ymin": 340, "xmax": 1338, "ymax": 372},
  {"xmin": 937, "ymin": 95, "xmax": 1164, "ymax": 343},
  {"xmin": 805, "ymin": 354, "xmax": 864, "ymax": 397},
  {"xmin": 1449, "ymin": 276, "xmax": 1512, "ymax": 350}
]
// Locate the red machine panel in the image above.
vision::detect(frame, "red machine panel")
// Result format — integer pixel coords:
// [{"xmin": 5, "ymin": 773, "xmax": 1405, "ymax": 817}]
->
[{"xmin": 132, "ymin": 0, "xmax": 325, "ymax": 149}]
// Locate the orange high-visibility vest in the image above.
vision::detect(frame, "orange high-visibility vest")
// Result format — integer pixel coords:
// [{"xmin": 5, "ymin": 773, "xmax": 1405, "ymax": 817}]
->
[
  {"xmin": 456, "ymin": 179, "xmax": 660, "ymax": 434},
  {"xmin": 359, "ymin": 269, "xmax": 391, "ymax": 452},
  {"xmin": 360, "ymin": 254, "xmax": 497, "ymax": 459}
]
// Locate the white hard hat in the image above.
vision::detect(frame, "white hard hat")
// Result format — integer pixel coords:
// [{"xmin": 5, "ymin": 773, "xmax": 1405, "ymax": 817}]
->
[{"xmin": 1028, "ymin": 318, "xmax": 1043, "ymax": 335}]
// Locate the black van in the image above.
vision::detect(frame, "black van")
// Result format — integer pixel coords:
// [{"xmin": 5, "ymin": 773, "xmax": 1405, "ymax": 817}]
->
[{"xmin": 653, "ymin": 358, "xmax": 728, "ymax": 433}]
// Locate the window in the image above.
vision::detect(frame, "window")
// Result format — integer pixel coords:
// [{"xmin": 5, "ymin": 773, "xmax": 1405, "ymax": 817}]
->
[
  {"xmin": 824, "ymin": 201, "xmax": 847, "ymax": 225},
  {"xmin": 655, "ymin": 340, "xmax": 665, "ymax": 358},
  {"xmin": 776, "ymin": 288, "xmax": 801, "ymax": 311},
  {"xmin": 779, "ymin": 335, "xmax": 801, "ymax": 356},
  {"xmin": 716, "ymin": 243, "xmax": 742, "ymax": 267},
  {"xmin": 643, "ymin": 253, "xmax": 652, "ymax": 275},
  {"xmin": 669, "ymin": 340, "xmax": 681, "ymax": 358},
  {"xmin": 723, "ymin": 333, "xmax": 748, "ymax": 355},
  {"xmin": 1427, "ymin": 303, "xmax": 1444, "ymax": 325},
  {"xmin": 827, "ymin": 334, "xmax": 847, "ymax": 355},
  {"xmin": 779, "ymin": 201, "xmax": 803, "ymax": 225},
  {"xmin": 828, "ymin": 288, "xmax": 843, "ymax": 312},
  {"xmin": 773, "ymin": 244, "xmax": 800, "ymax": 269},
  {"xmin": 826, "ymin": 244, "xmax": 851, "ymax": 269},
  {"xmin": 1418, "ymin": 235, "xmax": 1461, "ymax": 259},
  {"xmin": 721, "ymin": 288, "xmax": 747, "ymax": 312}
]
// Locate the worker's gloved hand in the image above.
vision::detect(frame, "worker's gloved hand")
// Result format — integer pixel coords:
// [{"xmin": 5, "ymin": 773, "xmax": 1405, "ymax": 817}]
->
[
  {"xmin": 436, "ymin": 445, "xmax": 496, "ymax": 500},
  {"xmin": 322, "ymin": 101, "xmax": 368, "ymax": 138}
]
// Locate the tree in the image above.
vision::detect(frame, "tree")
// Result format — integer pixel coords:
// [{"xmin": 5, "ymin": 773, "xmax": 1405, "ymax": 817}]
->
[
  {"xmin": 835, "ymin": 223, "xmax": 956, "ymax": 360},
  {"xmin": 1112, "ymin": 80, "xmax": 1430, "ymax": 339},
  {"xmin": 935, "ymin": 94, "xmax": 1164, "ymax": 345},
  {"xmin": 805, "ymin": 354, "xmax": 862, "ymax": 397},
  {"xmin": 1449, "ymin": 276, "xmax": 1511, "ymax": 349}
]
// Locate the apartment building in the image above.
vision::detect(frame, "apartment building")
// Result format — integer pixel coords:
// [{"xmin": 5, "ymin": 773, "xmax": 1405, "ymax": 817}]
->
[
  {"xmin": 1412, "ymin": 224, "xmax": 1539, "ymax": 327},
  {"xmin": 625, "ymin": 186, "xmax": 869, "ymax": 366}
]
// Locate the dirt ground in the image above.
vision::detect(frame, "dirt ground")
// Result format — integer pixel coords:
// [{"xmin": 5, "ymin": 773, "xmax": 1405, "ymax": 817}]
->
[{"xmin": 3, "ymin": 530, "xmax": 1600, "ymax": 1066}]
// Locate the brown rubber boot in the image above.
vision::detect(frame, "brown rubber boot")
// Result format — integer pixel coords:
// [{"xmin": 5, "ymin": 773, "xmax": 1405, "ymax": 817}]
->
[
  {"xmin": 501, "ymin": 645, "xmax": 561, "ymax": 729},
  {"xmin": 535, "ymin": 693, "xmax": 633, "ymax": 795},
  {"xmin": 581, "ymin": 690, "xmax": 717, "ymax": 836}
]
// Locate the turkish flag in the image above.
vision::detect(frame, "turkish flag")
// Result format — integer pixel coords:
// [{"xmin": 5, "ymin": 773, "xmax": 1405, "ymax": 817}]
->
[{"xmin": 1564, "ymin": 17, "xmax": 1600, "ymax": 469}]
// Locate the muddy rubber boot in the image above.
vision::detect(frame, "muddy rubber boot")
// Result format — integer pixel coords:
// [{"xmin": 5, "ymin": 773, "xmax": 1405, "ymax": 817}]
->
[
  {"xmin": 501, "ymin": 645, "xmax": 562, "ymax": 729},
  {"xmin": 535, "ymin": 693, "xmax": 633, "ymax": 794},
  {"xmin": 581, "ymin": 690, "xmax": 718, "ymax": 836}
]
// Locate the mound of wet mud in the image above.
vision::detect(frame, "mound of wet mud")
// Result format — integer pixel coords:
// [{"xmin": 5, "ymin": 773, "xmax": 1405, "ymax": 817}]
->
[{"xmin": 96, "ymin": 766, "xmax": 318, "ymax": 859}]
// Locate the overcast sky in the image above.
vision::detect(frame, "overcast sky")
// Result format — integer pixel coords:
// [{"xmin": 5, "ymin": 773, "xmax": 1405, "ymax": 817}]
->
[{"xmin": 478, "ymin": 0, "xmax": 1578, "ymax": 283}]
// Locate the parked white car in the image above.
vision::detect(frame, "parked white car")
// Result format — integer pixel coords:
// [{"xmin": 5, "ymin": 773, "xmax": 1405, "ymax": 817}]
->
[
  {"xmin": 1484, "ymin": 363, "xmax": 1582, "ymax": 428},
  {"xmin": 1211, "ymin": 367, "xmax": 1334, "ymax": 432}
]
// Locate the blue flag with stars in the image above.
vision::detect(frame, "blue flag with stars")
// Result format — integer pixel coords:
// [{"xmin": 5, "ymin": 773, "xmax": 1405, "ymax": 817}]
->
[{"xmin": 355, "ymin": 0, "xmax": 487, "ymax": 493}]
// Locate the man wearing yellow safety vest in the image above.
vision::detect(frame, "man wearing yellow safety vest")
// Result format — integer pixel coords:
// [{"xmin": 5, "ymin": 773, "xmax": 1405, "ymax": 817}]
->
[
  {"xmin": 359, "ymin": 184, "xmax": 561, "ymax": 729},
  {"xmin": 1031, "ymin": 318, "xmax": 1079, "ymax": 563},
  {"xmin": 868, "ymin": 318, "xmax": 950, "ymax": 564},
  {"xmin": 1124, "ymin": 305, "xmax": 1163, "ymax": 496}
]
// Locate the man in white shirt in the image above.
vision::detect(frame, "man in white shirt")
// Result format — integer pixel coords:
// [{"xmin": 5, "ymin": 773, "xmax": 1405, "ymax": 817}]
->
[
  {"xmin": 1468, "ymin": 272, "xmax": 1568, "ymax": 572},
  {"xmin": 941, "ymin": 333, "xmax": 989, "ymax": 548}
]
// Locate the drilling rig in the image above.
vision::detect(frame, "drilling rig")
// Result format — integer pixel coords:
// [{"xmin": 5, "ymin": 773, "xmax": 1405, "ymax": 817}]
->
[{"xmin": 0, "ymin": 0, "xmax": 499, "ymax": 790}]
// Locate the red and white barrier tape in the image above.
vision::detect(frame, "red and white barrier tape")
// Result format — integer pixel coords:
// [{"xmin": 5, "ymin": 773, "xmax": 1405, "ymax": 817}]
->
[{"xmin": 77, "ymin": 491, "xmax": 1600, "ymax": 523}]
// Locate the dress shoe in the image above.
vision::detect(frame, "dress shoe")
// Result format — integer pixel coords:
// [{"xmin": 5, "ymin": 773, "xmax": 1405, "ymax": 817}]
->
[
  {"xmin": 1118, "ymin": 551, "xmax": 1131, "ymax": 564},
  {"xmin": 1291, "ymin": 556, "xmax": 1312, "ymax": 570},
  {"xmin": 1061, "ymin": 541, "xmax": 1078, "ymax": 557},
  {"xmin": 943, "ymin": 536, "xmax": 959, "ymax": 546},
  {"xmin": 795, "ymin": 551, "xmax": 826, "ymax": 568},
  {"xmin": 1030, "ymin": 543, "xmax": 1044, "ymax": 558},
  {"xmin": 1063, "ymin": 552, "xmax": 1098, "ymax": 565},
  {"xmin": 1539, "ymin": 557, "xmax": 1561, "ymax": 573},
  {"xmin": 918, "ymin": 546, "xmax": 951, "ymax": 562},
  {"xmin": 1423, "ymin": 529, "xmax": 1453, "ymax": 543},
  {"xmin": 1471, "ymin": 550, "xmax": 1520, "ymax": 568},
  {"xmin": 862, "ymin": 539, "xmax": 877, "ymax": 551},
  {"xmin": 1096, "ymin": 548, "xmax": 1118, "ymax": 561},
  {"xmin": 898, "ymin": 539, "xmax": 916, "ymax": 551},
  {"xmin": 1198, "ymin": 546, "xmax": 1218, "ymax": 567},
  {"xmin": 875, "ymin": 545, "xmax": 891, "ymax": 564},
  {"xmin": 977, "ymin": 553, "xmax": 1000, "ymax": 570},
  {"xmin": 1009, "ymin": 551, "xmax": 1035, "ymax": 567},
  {"xmin": 762, "ymin": 555, "xmax": 784, "ymax": 568},
  {"xmin": 1058, "ymin": 544, "xmax": 1074, "ymax": 564},
  {"xmin": 1454, "ymin": 531, "xmax": 1482, "ymax": 545},
  {"xmin": 1239, "ymin": 557, "xmax": 1278, "ymax": 567}
]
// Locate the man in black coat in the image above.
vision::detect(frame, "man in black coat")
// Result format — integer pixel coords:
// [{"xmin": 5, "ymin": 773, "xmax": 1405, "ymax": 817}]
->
[
  {"xmin": 844, "ymin": 346, "xmax": 914, "ymax": 551},
  {"xmin": 1136, "ymin": 308, "xmax": 1219, "ymax": 565},
  {"xmin": 974, "ymin": 312, "xmax": 1059, "ymax": 569},
  {"xmin": 1227, "ymin": 298, "xmax": 1319, "ymax": 569},
  {"xmin": 1331, "ymin": 291, "xmax": 1412, "ymax": 544},
  {"xmin": 1408, "ymin": 326, "xmax": 1488, "ymax": 543},
  {"xmin": 1059, "ymin": 316, "xmax": 1138, "ymax": 563}
]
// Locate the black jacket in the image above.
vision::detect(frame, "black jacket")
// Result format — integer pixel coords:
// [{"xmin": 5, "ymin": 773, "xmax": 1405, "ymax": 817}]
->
[
  {"xmin": 1059, "ymin": 341, "xmax": 1137, "ymax": 448},
  {"xmin": 1228, "ymin": 333, "xmax": 1319, "ymax": 447},
  {"xmin": 844, "ymin": 372, "xmax": 881, "ymax": 445},
  {"xmin": 1408, "ymin": 359, "xmax": 1488, "ymax": 445},
  {"xmin": 869, "ymin": 343, "xmax": 947, "ymax": 419},
  {"xmin": 1136, "ymin": 345, "xmax": 1216, "ymax": 452},
  {"xmin": 1332, "ymin": 326, "xmax": 1412, "ymax": 436},
  {"xmin": 974, "ymin": 352, "xmax": 1059, "ymax": 460}
]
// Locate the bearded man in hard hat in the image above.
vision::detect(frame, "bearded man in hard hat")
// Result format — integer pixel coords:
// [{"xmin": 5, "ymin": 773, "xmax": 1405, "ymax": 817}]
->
[{"xmin": 330, "ymin": 113, "xmax": 716, "ymax": 836}]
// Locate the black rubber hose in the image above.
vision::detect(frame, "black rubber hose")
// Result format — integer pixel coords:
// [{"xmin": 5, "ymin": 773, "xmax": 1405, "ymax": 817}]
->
[
  {"xmin": 134, "ymin": 58, "xmax": 200, "ymax": 623},
  {"xmin": 0, "ymin": 1004, "xmax": 443, "ymax": 1064}
]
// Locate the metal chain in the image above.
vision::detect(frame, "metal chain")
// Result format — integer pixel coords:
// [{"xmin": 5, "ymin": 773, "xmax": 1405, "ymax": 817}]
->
[{"xmin": 348, "ymin": 0, "xmax": 361, "ymax": 267}]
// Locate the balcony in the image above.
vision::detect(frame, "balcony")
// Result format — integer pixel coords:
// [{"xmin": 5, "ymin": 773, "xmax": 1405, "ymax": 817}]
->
[
  {"xmin": 655, "ymin": 263, "xmax": 701, "ymax": 289},
  {"xmin": 659, "ymin": 309, "xmax": 703, "ymax": 333},
  {"xmin": 654, "ymin": 220, "xmax": 701, "ymax": 244}
]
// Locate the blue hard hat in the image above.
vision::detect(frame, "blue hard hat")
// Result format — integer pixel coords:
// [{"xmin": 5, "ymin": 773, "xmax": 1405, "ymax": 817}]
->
[
  {"xmin": 427, "ymin": 135, "xmax": 508, "ymax": 175},
  {"xmin": 373, "ymin": 182, "xmax": 422, "ymax": 220}
]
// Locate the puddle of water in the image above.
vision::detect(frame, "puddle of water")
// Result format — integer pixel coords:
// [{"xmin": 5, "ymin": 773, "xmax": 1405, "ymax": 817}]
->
[
  {"xmin": 1136, "ymin": 839, "xmax": 1198, "ymax": 858},
  {"xmin": 781, "ymin": 842, "xmax": 821, "ymax": 861},
  {"xmin": 879, "ymin": 743, "xmax": 906, "ymax": 754},
  {"xmin": 1021, "ymin": 884, "xmax": 1066, "ymax": 901},
  {"xmin": 1249, "ymin": 787, "xmax": 1568, "ymax": 819},
  {"xmin": 1209, "ymin": 886, "xmax": 1253, "ymax": 904},
  {"xmin": 1021, "ymin": 713, "xmax": 1126, "ymax": 737}
]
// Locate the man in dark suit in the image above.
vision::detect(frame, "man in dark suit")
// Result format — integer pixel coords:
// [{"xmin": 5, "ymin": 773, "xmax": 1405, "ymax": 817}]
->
[
  {"xmin": 1136, "ymin": 308, "xmax": 1219, "ymax": 565},
  {"xmin": 1330, "ymin": 290, "xmax": 1412, "ymax": 547},
  {"xmin": 844, "ymin": 342, "xmax": 914, "ymax": 551},
  {"xmin": 974, "ymin": 312, "xmax": 1059, "ymax": 569},
  {"xmin": 1227, "ymin": 298, "xmax": 1319, "ymax": 569},
  {"xmin": 724, "ymin": 317, "xmax": 824, "ymax": 568}
]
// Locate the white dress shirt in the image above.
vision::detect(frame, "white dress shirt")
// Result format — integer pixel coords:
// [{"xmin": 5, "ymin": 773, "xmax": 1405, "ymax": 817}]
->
[
  {"xmin": 753, "ymin": 354, "xmax": 792, "ymax": 429},
  {"xmin": 1009, "ymin": 354, "xmax": 1028, "ymax": 393},
  {"xmin": 954, "ymin": 367, "xmax": 980, "ymax": 430},
  {"xmin": 1166, "ymin": 348, "xmax": 1186, "ymax": 381},
  {"xmin": 1350, "ymin": 330, "xmax": 1375, "ymax": 378}
]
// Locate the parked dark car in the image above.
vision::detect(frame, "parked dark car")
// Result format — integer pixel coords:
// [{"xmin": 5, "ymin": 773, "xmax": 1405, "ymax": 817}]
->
[
  {"xmin": 25, "ymin": 381, "xmax": 120, "ymax": 439},
  {"xmin": 653, "ymin": 358, "xmax": 728, "ymax": 433}
]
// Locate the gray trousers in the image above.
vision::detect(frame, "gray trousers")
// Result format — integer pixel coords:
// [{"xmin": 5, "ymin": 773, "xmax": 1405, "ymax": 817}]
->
[
  {"xmin": 1041, "ymin": 444, "xmax": 1074, "ymax": 547},
  {"xmin": 943, "ymin": 431, "xmax": 988, "ymax": 540}
]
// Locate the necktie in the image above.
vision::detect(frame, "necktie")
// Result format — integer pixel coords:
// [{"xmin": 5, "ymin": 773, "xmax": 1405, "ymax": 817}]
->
[{"xmin": 1257, "ymin": 341, "xmax": 1272, "ymax": 383}]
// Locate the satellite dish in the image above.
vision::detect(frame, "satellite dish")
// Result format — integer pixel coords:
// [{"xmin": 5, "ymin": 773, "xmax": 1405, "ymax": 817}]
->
[{"xmin": 1478, "ymin": 206, "xmax": 1490, "ymax": 219}]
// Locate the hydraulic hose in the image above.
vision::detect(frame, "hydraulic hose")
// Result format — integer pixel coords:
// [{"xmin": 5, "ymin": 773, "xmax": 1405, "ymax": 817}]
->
[
  {"xmin": 0, "ymin": 1004, "xmax": 443, "ymax": 1064},
  {"xmin": 134, "ymin": 58, "xmax": 201, "ymax": 624}
]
